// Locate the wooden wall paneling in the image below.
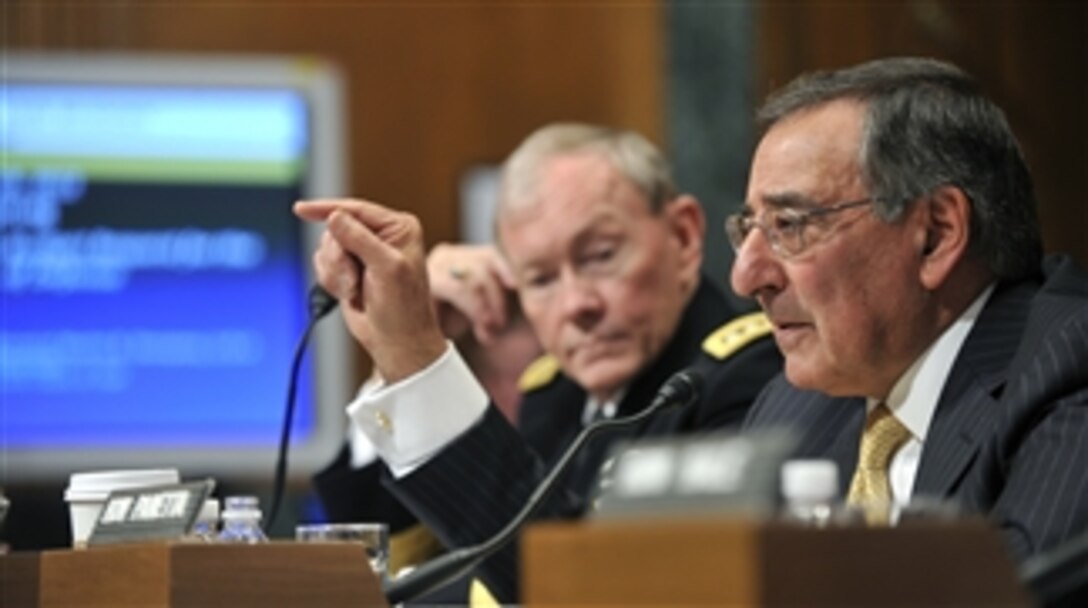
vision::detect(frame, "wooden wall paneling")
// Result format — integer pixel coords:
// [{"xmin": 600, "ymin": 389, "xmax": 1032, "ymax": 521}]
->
[
  {"xmin": 3, "ymin": 0, "xmax": 665, "ymax": 389},
  {"xmin": 756, "ymin": 2, "xmax": 1087, "ymax": 267}
]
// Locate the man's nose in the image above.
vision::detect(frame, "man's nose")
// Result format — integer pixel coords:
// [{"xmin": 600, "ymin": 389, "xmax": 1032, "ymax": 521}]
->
[
  {"xmin": 559, "ymin": 271, "xmax": 605, "ymax": 328},
  {"xmin": 730, "ymin": 228, "xmax": 784, "ymax": 299}
]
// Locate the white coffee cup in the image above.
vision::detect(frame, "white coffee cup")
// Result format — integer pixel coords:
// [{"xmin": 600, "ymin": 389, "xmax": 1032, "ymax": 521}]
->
[{"xmin": 64, "ymin": 469, "xmax": 180, "ymax": 547}]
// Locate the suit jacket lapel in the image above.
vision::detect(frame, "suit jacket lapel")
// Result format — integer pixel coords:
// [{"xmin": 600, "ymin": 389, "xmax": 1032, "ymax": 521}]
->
[
  {"xmin": 793, "ymin": 396, "xmax": 866, "ymax": 498},
  {"xmin": 913, "ymin": 381, "xmax": 995, "ymax": 496},
  {"xmin": 746, "ymin": 381, "xmax": 866, "ymax": 497},
  {"xmin": 825, "ymin": 409, "xmax": 865, "ymax": 497},
  {"xmin": 913, "ymin": 281, "xmax": 1035, "ymax": 497}
]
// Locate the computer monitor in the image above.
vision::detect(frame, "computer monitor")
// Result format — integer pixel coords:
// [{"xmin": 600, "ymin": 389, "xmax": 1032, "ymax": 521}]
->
[{"xmin": 1, "ymin": 52, "xmax": 353, "ymax": 482}]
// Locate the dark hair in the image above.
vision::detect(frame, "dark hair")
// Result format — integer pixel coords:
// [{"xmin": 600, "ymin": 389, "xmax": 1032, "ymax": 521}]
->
[{"xmin": 758, "ymin": 57, "xmax": 1042, "ymax": 280}]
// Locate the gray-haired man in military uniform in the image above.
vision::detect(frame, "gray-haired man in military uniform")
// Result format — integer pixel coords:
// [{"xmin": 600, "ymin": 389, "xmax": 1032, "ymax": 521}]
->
[{"xmin": 297, "ymin": 123, "xmax": 782, "ymax": 603}]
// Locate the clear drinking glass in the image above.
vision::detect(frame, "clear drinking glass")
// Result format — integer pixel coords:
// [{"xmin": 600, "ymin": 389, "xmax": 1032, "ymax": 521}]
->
[{"xmin": 296, "ymin": 522, "xmax": 389, "ymax": 577}]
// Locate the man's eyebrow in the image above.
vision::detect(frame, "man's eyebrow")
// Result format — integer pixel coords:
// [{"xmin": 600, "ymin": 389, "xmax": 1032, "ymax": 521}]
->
[
  {"xmin": 570, "ymin": 215, "xmax": 624, "ymax": 249},
  {"xmin": 762, "ymin": 192, "xmax": 819, "ymax": 210}
]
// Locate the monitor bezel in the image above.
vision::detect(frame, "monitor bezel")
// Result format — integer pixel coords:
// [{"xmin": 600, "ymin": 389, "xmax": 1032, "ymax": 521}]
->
[{"xmin": 2, "ymin": 51, "xmax": 354, "ymax": 482}]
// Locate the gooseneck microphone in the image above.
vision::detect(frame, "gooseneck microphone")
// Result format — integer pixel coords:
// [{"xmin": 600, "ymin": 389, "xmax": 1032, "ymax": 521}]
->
[
  {"xmin": 383, "ymin": 368, "xmax": 704, "ymax": 605},
  {"xmin": 266, "ymin": 284, "xmax": 340, "ymax": 531}
]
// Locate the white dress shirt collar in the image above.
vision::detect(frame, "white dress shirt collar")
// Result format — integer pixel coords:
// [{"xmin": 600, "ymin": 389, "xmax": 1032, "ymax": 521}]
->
[
  {"xmin": 869, "ymin": 283, "xmax": 996, "ymax": 441},
  {"xmin": 582, "ymin": 387, "xmax": 628, "ymax": 426}
]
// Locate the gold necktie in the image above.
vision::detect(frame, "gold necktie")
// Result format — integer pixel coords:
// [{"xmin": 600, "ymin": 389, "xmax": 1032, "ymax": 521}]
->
[{"xmin": 847, "ymin": 404, "xmax": 912, "ymax": 524}]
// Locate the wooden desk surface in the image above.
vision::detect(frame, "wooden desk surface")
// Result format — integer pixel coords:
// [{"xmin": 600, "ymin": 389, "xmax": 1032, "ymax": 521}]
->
[
  {"xmin": 523, "ymin": 517, "xmax": 1031, "ymax": 606},
  {"xmin": 0, "ymin": 552, "xmax": 41, "ymax": 608},
  {"xmin": 4, "ymin": 542, "xmax": 387, "ymax": 608}
]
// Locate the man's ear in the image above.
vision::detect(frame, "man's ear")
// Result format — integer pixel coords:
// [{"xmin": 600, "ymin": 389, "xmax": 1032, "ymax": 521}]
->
[
  {"xmin": 918, "ymin": 185, "xmax": 972, "ymax": 290},
  {"xmin": 664, "ymin": 195, "xmax": 706, "ymax": 274}
]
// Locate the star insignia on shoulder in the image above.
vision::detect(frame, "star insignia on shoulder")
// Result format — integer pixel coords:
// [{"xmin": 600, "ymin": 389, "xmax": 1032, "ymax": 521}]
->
[{"xmin": 702, "ymin": 312, "xmax": 773, "ymax": 360}]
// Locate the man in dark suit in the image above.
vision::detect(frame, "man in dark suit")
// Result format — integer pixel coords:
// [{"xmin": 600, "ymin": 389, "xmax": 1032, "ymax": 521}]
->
[
  {"xmin": 296, "ymin": 124, "xmax": 783, "ymax": 602},
  {"xmin": 728, "ymin": 57, "xmax": 1088, "ymax": 562},
  {"xmin": 310, "ymin": 275, "xmax": 541, "ymax": 578}
]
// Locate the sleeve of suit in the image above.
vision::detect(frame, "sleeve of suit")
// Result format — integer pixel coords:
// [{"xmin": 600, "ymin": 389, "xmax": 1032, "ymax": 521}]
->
[
  {"xmin": 378, "ymin": 338, "xmax": 784, "ymax": 602},
  {"xmin": 988, "ymin": 310, "xmax": 1088, "ymax": 560},
  {"xmin": 346, "ymin": 343, "xmax": 490, "ymax": 476},
  {"xmin": 384, "ymin": 405, "xmax": 566, "ymax": 603},
  {"xmin": 312, "ymin": 445, "xmax": 421, "ymax": 530},
  {"xmin": 314, "ymin": 344, "xmax": 490, "ymax": 580},
  {"xmin": 312, "ymin": 379, "xmax": 424, "ymax": 535}
]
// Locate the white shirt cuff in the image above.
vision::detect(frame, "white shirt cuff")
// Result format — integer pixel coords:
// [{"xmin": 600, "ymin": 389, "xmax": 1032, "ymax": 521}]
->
[
  {"xmin": 348, "ymin": 417, "xmax": 380, "ymax": 468},
  {"xmin": 346, "ymin": 342, "xmax": 489, "ymax": 478},
  {"xmin": 347, "ymin": 378, "xmax": 381, "ymax": 468}
]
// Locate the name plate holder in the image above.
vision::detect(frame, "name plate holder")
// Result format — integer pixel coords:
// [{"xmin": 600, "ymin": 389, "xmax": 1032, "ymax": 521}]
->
[
  {"xmin": 593, "ymin": 430, "xmax": 796, "ymax": 520},
  {"xmin": 88, "ymin": 479, "xmax": 214, "ymax": 546}
]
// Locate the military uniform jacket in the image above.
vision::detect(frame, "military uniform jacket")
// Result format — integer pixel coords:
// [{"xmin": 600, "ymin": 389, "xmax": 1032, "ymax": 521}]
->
[
  {"xmin": 385, "ymin": 279, "xmax": 783, "ymax": 602},
  {"xmin": 744, "ymin": 255, "xmax": 1088, "ymax": 562}
]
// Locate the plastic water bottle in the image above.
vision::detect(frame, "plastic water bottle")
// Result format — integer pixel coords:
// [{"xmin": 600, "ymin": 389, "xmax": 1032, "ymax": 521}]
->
[
  {"xmin": 780, "ymin": 459, "xmax": 859, "ymax": 527},
  {"xmin": 216, "ymin": 495, "xmax": 268, "ymax": 543}
]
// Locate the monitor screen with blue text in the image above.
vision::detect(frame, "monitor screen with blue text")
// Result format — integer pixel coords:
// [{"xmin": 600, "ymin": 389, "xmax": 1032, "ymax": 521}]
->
[{"xmin": 1, "ymin": 54, "xmax": 352, "ymax": 481}]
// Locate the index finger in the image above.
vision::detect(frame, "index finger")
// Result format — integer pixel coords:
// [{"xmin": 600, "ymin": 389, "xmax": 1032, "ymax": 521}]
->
[
  {"xmin": 293, "ymin": 198, "xmax": 399, "ymax": 224},
  {"xmin": 490, "ymin": 254, "xmax": 518, "ymax": 290}
]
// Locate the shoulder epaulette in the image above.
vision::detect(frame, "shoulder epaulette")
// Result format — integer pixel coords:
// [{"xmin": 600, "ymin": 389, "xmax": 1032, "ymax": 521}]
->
[
  {"xmin": 702, "ymin": 312, "xmax": 773, "ymax": 360},
  {"xmin": 518, "ymin": 354, "xmax": 560, "ymax": 393}
]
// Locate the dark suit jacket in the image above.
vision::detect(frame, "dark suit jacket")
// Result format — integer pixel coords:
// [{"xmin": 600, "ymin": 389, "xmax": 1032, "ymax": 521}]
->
[
  {"xmin": 745, "ymin": 255, "xmax": 1088, "ymax": 562},
  {"xmin": 384, "ymin": 280, "xmax": 783, "ymax": 602}
]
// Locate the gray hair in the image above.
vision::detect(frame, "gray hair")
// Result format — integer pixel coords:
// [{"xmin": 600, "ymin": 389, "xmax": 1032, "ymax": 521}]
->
[
  {"xmin": 498, "ymin": 123, "xmax": 677, "ymax": 219},
  {"xmin": 758, "ymin": 57, "xmax": 1042, "ymax": 281}
]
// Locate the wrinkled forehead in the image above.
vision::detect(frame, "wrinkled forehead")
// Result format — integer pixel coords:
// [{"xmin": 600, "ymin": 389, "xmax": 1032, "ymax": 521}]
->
[
  {"xmin": 500, "ymin": 152, "xmax": 650, "ymax": 224},
  {"xmin": 496, "ymin": 158, "xmax": 653, "ymax": 261},
  {"xmin": 746, "ymin": 100, "xmax": 868, "ymax": 212},
  {"xmin": 497, "ymin": 205, "xmax": 632, "ymax": 270},
  {"xmin": 501, "ymin": 151, "xmax": 628, "ymax": 214}
]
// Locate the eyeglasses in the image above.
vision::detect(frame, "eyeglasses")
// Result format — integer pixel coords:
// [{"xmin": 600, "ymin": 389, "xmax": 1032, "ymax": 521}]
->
[{"xmin": 725, "ymin": 198, "xmax": 874, "ymax": 258}]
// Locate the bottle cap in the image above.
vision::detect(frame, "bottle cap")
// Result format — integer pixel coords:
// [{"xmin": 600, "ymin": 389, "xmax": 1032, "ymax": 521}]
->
[
  {"xmin": 781, "ymin": 459, "xmax": 839, "ymax": 503},
  {"xmin": 221, "ymin": 495, "xmax": 261, "ymax": 520}
]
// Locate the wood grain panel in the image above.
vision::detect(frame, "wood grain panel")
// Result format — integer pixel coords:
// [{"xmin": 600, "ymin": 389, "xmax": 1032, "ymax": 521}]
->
[
  {"xmin": 37, "ymin": 543, "xmax": 385, "ymax": 607},
  {"xmin": 523, "ymin": 518, "xmax": 1029, "ymax": 606},
  {"xmin": 4, "ymin": 1, "xmax": 665, "ymax": 381},
  {"xmin": 758, "ymin": 2, "xmax": 1087, "ymax": 267}
]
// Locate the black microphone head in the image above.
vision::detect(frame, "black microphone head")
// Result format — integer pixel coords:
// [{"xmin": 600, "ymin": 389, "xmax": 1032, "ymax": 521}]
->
[
  {"xmin": 308, "ymin": 284, "xmax": 339, "ymax": 319},
  {"xmin": 656, "ymin": 368, "xmax": 704, "ymax": 410}
]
